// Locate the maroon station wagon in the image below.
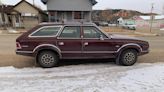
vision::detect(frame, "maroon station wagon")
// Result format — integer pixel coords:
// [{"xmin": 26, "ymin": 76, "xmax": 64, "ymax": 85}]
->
[{"xmin": 16, "ymin": 22, "xmax": 149, "ymax": 68}]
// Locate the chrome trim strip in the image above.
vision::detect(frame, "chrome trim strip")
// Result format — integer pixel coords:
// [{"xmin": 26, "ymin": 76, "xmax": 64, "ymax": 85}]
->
[
  {"xmin": 141, "ymin": 50, "xmax": 149, "ymax": 53},
  {"xmin": 83, "ymin": 51, "xmax": 115, "ymax": 53},
  {"xmin": 61, "ymin": 51, "xmax": 116, "ymax": 54},
  {"xmin": 33, "ymin": 44, "xmax": 61, "ymax": 53},
  {"xmin": 28, "ymin": 26, "xmax": 63, "ymax": 38},
  {"xmin": 57, "ymin": 38, "xmax": 82, "ymax": 40},
  {"xmin": 62, "ymin": 51, "xmax": 82, "ymax": 53},
  {"xmin": 21, "ymin": 45, "xmax": 29, "ymax": 48},
  {"xmin": 16, "ymin": 51, "xmax": 33, "ymax": 53},
  {"xmin": 82, "ymin": 38, "xmax": 109, "ymax": 40},
  {"xmin": 116, "ymin": 43, "xmax": 142, "ymax": 52}
]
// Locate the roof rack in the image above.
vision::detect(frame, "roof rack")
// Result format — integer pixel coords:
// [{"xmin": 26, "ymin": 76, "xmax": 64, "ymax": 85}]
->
[{"xmin": 39, "ymin": 21, "xmax": 95, "ymax": 25}]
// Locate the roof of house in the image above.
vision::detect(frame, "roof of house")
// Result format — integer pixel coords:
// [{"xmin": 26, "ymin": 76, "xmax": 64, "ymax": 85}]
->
[
  {"xmin": 0, "ymin": 5, "xmax": 19, "ymax": 14},
  {"xmin": 155, "ymin": 15, "xmax": 164, "ymax": 20},
  {"xmin": 41, "ymin": 0, "xmax": 97, "ymax": 6},
  {"xmin": 14, "ymin": 0, "xmax": 45, "ymax": 14},
  {"xmin": 0, "ymin": 0, "xmax": 46, "ymax": 15},
  {"xmin": 140, "ymin": 15, "xmax": 164, "ymax": 20}
]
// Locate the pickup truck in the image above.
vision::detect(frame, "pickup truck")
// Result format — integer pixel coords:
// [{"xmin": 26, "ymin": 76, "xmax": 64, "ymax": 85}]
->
[{"xmin": 122, "ymin": 24, "xmax": 136, "ymax": 30}]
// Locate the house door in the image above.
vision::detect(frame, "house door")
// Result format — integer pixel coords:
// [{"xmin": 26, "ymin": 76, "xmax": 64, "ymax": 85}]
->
[
  {"xmin": 15, "ymin": 15, "xmax": 21, "ymax": 27},
  {"xmin": 61, "ymin": 12, "xmax": 67, "ymax": 21}
]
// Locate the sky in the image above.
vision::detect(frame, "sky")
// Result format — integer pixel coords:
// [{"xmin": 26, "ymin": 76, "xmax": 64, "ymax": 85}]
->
[{"xmin": 1, "ymin": 0, "xmax": 164, "ymax": 14}]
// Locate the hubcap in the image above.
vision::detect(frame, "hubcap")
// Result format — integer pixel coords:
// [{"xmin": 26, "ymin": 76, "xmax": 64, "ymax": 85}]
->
[
  {"xmin": 123, "ymin": 52, "xmax": 136, "ymax": 64},
  {"xmin": 41, "ymin": 54, "xmax": 55, "ymax": 65}
]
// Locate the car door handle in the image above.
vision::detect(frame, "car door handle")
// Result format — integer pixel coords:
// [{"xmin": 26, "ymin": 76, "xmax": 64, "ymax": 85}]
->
[
  {"xmin": 58, "ymin": 42, "xmax": 64, "ymax": 46},
  {"xmin": 84, "ymin": 42, "xmax": 89, "ymax": 46}
]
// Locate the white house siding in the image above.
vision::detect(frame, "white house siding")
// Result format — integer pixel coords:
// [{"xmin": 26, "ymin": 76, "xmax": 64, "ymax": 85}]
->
[
  {"xmin": 47, "ymin": 0, "xmax": 92, "ymax": 11},
  {"xmin": 45, "ymin": 0, "xmax": 94, "ymax": 22}
]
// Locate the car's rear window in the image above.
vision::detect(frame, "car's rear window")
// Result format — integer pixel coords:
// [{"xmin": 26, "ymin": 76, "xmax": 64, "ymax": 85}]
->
[{"xmin": 30, "ymin": 26, "xmax": 61, "ymax": 37}]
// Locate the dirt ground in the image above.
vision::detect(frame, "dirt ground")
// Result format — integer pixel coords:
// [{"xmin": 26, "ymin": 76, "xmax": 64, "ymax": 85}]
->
[{"xmin": 0, "ymin": 34, "xmax": 163, "ymax": 68}]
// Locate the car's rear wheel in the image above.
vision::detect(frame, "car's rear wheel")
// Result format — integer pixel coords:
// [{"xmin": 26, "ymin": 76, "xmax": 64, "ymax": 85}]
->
[
  {"xmin": 37, "ymin": 51, "xmax": 59, "ymax": 68},
  {"xmin": 119, "ymin": 49, "xmax": 138, "ymax": 66}
]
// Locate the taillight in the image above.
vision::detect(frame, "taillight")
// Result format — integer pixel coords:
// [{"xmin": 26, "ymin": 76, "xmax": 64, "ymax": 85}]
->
[{"xmin": 16, "ymin": 42, "xmax": 22, "ymax": 49}]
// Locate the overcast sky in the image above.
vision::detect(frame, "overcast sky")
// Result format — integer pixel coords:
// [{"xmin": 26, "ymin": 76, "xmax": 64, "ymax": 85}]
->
[{"xmin": 1, "ymin": 0, "xmax": 164, "ymax": 14}]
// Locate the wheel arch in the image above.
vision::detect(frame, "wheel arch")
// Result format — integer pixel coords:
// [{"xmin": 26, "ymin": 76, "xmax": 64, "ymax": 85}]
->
[
  {"xmin": 33, "ymin": 44, "xmax": 62, "ymax": 59},
  {"xmin": 117, "ymin": 43, "xmax": 142, "ymax": 54}
]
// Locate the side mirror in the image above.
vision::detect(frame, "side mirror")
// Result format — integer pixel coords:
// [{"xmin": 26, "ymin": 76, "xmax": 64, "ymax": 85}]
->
[{"xmin": 100, "ymin": 35, "xmax": 104, "ymax": 41}]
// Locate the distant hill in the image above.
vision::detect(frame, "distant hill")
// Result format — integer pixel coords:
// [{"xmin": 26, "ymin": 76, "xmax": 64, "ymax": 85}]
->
[{"xmin": 91, "ymin": 9, "xmax": 157, "ymax": 23}]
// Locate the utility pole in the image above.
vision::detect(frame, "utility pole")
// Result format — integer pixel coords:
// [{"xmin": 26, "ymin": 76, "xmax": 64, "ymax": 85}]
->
[
  {"xmin": 162, "ymin": 3, "xmax": 164, "ymax": 15},
  {"xmin": 33, "ymin": 0, "xmax": 35, "ymax": 5},
  {"xmin": 150, "ymin": 3, "xmax": 154, "ymax": 32}
]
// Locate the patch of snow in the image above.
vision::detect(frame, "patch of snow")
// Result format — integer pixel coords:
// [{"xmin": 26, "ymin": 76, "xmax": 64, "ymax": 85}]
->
[
  {"xmin": 7, "ymin": 29, "xmax": 19, "ymax": 34},
  {"xmin": 0, "ymin": 63, "xmax": 164, "ymax": 92},
  {"xmin": 160, "ymin": 28, "xmax": 164, "ymax": 31},
  {"xmin": 118, "ymin": 64, "xmax": 164, "ymax": 92}
]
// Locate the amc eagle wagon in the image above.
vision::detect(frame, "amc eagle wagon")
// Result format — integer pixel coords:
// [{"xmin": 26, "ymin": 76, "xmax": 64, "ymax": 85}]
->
[{"xmin": 16, "ymin": 22, "xmax": 149, "ymax": 68}]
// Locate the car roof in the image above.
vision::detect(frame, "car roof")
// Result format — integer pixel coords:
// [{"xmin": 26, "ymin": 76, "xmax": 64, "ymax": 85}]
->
[{"xmin": 39, "ymin": 22, "xmax": 96, "ymax": 26}]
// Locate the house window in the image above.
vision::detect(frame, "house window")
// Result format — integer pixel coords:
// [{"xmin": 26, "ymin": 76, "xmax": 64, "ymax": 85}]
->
[
  {"xmin": 49, "ymin": 11, "xmax": 57, "ymax": 22},
  {"xmin": 74, "ymin": 12, "xmax": 84, "ymax": 19}
]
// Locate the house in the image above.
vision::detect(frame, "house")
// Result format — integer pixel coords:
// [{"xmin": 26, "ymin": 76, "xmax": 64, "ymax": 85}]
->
[
  {"xmin": 118, "ymin": 17, "xmax": 135, "ymax": 26},
  {"xmin": 0, "ymin": 0, "xmax": 47, "ymax": 29},
  {"xmin": 133, "ymin": 15, "xmax": 164, "ymax": 28},
  {"xmin": 41, "ymin": 0, "xmax": 97, "ymax": 22},
  {"xmin": 0, "ymin": 5, "xmax": 16, "ymax": 27}
]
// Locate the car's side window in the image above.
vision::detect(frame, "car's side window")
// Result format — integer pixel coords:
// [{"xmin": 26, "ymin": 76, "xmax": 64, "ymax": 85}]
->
[
  {"xmin": 59, "ymin": 26, "xmax": 81, "ymax": 38},
  {"xmin": 31, "ymin": 26, "xmax": 61, "ymax": 37},
  {"xmin": 83, "ymin": 26, "xmax": 107, "ymax": 38}
]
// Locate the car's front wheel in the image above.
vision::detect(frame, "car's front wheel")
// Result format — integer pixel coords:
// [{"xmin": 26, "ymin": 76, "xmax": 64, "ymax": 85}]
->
[
  {"xmin": 119, "ymin": 49, "xmax": 138, "ymax": 66},
  {"xmin": 37, "ymin": 51, "xmax": 59, "ymax": 68}
]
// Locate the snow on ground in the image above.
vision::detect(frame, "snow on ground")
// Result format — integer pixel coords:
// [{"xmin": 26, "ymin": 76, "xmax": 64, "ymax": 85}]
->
[{"xmin": 0, "ymin": 63, "xmax": 164, "ymax": 92}]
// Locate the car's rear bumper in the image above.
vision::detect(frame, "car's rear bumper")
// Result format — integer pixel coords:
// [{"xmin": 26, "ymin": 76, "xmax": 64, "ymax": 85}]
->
[{"xmin": 16, "ymin": 50, "xmax": 34, "ymax": 57}]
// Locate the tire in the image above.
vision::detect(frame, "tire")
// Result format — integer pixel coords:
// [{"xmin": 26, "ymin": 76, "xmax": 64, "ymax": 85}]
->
[
  {"xmin": 119, "ymin": 49, "xmax": 138, "ymax": 66},
  {"xmin": 37, "ymin": 51, "xmax": 59, "ymax": 68}
]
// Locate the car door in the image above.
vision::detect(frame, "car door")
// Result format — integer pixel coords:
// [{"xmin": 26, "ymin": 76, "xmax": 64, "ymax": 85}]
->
[
  {"xmin": 82, "ymin": 26, "xmax": 116, "ymax": 59},
  {"xmin": 57, "ymin": 26, "xmax": 82, "ymax": 59}
]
